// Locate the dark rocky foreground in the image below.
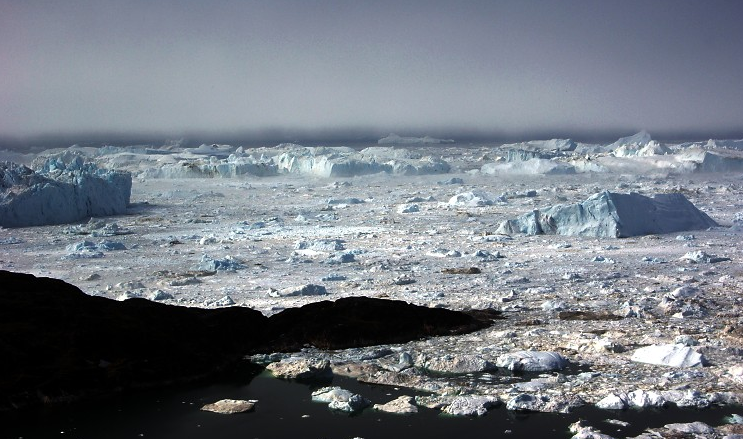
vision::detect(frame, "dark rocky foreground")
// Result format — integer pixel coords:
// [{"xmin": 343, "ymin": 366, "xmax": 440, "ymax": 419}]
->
[{"xmin": 0, "ymin": 270, "xmax": 499, "ymax": 410}]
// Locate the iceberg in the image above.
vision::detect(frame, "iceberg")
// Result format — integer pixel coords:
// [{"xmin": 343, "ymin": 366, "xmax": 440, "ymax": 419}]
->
[
  {"xmin": 273, "ymin": 146, "xmax": 450, "ymax": 178},
  {"xmin": 481, "ymin": 158, "xmax": 576, "ymax": 175},
  {"xmin": 0, "ymin": 160, "xmax": 131, "ymax": 228},
  {"xmin": 141, "ymin": 154, "xmax": 278, "ymax": 178},
  {"xmin": 497, "ymin": 191, "xmax": 717, "ymax": 238},
  {"xmin": 613, "ymin": 140, "xmax": 671, "ymax": 157},
  {"xmin": 677, "ymin": 147, "xmax": 743, "ymax": 173},
  {"xmin": 606, "ymin": 130, "xmax": 652, "ymax": 150},
  {"xmin": 704, "ymin": 139, "xmax": 743, "ymax": 151},
  {"xmin": 494, "ymin": 139, "xmax": 576, "ymax": 163}
]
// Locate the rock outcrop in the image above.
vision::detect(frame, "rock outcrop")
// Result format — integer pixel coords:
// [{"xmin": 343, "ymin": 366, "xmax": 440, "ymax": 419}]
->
[
  {"xmin": 0, "ymin": 270, "xmax": 497, "ymax": 410},
  {"xmin": 0, "ymin": 270, "xmax": 267, "ymax": 410},
  {"xmin": 259, "ymin": 296, "xmax": 497, "ymax": 352}
]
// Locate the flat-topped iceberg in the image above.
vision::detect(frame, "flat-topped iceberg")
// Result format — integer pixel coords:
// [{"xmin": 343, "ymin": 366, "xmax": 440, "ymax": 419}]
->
[
  {"xmin": 0, "ymin": 159, "xmax": 131, "ymax": 228},
  {"xmin": 497, "ymin": 191, "xmax": 717, "ymax": 238},
  {"xmin": 678, "ymin": 147, "xmax": 743, "ymax": 173},
  {"xmin": 141, "ymin": 154, "xmax": 278, "ymax": 178},
  {"xmin": 274, "ymin": 145, "xmax": 450, "ymax": 178}
]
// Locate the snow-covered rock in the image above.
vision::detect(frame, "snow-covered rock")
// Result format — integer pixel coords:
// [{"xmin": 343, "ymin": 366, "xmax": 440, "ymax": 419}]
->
[
  {"xmin": 0, "ymin": 161, "xmax": 131, "ymax": 227},
  {"xmin": 496, "ymin": 191, "xmax": 717, "ymax": 238},
  {"xmin": 630, "ymin": 344, "xmax": 706, "ymax": 367}
]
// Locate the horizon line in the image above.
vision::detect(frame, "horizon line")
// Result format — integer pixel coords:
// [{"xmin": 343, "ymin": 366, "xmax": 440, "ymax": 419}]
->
[{"xmin": 2, "ymin": 127, "xmax": 743, "ymax": 152}]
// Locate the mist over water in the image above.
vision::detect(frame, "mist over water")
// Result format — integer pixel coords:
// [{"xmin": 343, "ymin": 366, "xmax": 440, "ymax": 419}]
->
[{"xmin": 4, "ymin": 127, "xmax": 743, "ymax": 154}]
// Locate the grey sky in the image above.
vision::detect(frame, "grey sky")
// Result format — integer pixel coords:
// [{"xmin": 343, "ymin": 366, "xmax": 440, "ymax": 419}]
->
[{"xmin": 2, "ymin": 0, "xmax": 743, "ymax": 140}]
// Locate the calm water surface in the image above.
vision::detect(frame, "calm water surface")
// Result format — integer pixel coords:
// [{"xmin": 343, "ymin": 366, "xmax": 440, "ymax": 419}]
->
[{"xmin": 3, "ymin": 370, "xmax": 739, "ymax": 439}]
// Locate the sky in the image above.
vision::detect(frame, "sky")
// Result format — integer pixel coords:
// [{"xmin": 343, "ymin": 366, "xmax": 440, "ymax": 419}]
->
[{"xmin": 2, "ymin": 0, "xmax": 743, "ymax": 143}]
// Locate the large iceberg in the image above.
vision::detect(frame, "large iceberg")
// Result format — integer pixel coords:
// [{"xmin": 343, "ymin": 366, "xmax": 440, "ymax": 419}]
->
[
  {"xmin": 0, "ymin": 157, "xmax": 131, "ymax": 227},
  {"xmin": 704, "ymin": 139, "xmax": 743, "ymax": 151},
  {"xmin": 496, "ymin": 191, "xmax": 717, "ymax": 238},
  {"xmin": 677, "ymin": 147, "xmax": 743, "ymax": 173},
  {"xmin": 613, "ymin": 140, "xmax": 671, "ymax": 158},
  {"xmin": 607, "ymin": 130, "xmax": 652, "ymax": 150},
  {"xmin": 274, "ymin": 145, "xmax": 450, "ymax": 178},
  {"xmin": 500, "ymin": 139, "xmax": 577, "ymax": 160},
  {"xmin": 141, "ymin": 154, "xmax": 278, "ymax": 178}
]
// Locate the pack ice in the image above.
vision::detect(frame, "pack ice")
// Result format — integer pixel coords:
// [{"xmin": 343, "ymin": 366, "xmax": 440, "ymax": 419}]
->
[
  {"xmin": 497, "ymin": 191, "xmax": 718, "ymax": 238},
  {"xmin": 0, "ymin": 157, "xmax": 131, "ymax": 227}
]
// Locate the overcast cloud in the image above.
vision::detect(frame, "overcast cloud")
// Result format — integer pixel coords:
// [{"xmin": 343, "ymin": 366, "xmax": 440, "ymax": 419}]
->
[{"xmin": 2, "ymin": 0, "xmax": 743, "ymax": 141}]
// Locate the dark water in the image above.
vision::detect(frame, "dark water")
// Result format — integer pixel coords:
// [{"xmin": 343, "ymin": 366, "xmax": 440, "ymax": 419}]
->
[{"xmin": 2, "ymin": 370, "xmax": 739, "ymax": 439}]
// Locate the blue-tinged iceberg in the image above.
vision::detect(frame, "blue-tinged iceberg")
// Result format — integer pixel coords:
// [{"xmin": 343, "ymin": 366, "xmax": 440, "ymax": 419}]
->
[
  {"xmin": 0, "ymin": 157, "xmax": 131, "ymax": 227},
  {"xmin": 496, "ymin": 191, "xmax": 717, "ymax": 238}
]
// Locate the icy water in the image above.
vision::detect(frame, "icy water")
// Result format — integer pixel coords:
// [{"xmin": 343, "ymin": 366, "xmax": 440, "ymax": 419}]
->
[{"xmin": 4, "ymin": 369, "xmax": 740, "ymax": 439}]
